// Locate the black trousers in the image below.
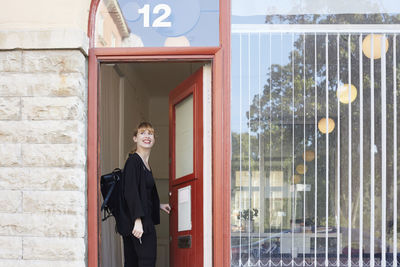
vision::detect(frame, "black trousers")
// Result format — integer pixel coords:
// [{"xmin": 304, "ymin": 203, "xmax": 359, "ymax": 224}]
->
[{"xmin": 122, "ymin": 227, "xmax": 157, "ymax": 267}]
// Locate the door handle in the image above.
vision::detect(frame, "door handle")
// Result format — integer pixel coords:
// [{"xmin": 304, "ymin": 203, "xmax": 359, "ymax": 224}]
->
[{"xmin": 169, "ymin": 191, "xmax": 172, "ymax": 196}]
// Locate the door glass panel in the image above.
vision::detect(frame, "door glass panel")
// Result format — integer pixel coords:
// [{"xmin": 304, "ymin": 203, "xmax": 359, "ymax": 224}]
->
[{"xmin": 175, "ymin": 94, "xmax": 194, "ymax": 179}]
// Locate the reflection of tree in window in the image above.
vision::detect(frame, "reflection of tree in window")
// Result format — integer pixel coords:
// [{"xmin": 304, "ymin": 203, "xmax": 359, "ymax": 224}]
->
[{"xmin": 231, "ymin": 28, "xmax": 400, "ymax": 264}]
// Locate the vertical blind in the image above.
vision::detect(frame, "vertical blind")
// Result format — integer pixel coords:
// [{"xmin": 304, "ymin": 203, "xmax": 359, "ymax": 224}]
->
[{"xmin": 230, "ymin": 32, "xmax": 399, "ymax": 266}]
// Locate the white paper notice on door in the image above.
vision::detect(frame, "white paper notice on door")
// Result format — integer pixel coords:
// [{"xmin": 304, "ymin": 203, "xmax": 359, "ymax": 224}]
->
[{"xmin": 178, "ymin": 185, "xmax": 192, "ymax": 232}]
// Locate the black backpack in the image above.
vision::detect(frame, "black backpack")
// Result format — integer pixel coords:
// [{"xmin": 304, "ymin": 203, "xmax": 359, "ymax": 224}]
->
[
  {"xmin": 100, "ymin": 168, "xmax": 132, "ymax": 236},
  {"xmin": 100, "ymin": 168, "xmax": 122, "ymax": 221}
]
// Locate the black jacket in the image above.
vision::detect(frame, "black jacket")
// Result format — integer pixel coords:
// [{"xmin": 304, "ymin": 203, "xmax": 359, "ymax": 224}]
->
[{"xmin": 122, "ymin": 153, "xmax": 160, "ymax": 234}]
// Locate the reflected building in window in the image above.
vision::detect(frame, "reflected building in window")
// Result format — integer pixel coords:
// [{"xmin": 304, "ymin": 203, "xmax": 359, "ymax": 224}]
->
[{"xmin": 96, "ymin": 0, "xmax": 144, "ymax": 47}]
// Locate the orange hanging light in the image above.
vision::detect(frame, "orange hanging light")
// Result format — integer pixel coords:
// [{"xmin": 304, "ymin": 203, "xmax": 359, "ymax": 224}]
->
[
  {"xmin": 362, "ymin": 34, "xmax": 389, "ymax": 59},
  {"xmin": 318, "ymin": 117, "xmax": 335, "ymax": 134}
]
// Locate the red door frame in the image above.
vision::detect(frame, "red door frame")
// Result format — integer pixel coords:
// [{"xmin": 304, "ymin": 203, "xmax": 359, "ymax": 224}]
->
[{"xmin": 87, "ymin": 1, "xmax": 231, "ymax": 266}]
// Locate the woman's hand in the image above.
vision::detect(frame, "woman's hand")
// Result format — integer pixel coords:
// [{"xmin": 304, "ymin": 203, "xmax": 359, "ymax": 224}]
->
[
  {"xmin": 132, "ymin": 218, "xmax": 144, "ymax": 239},
  {"xmin": 160, "ymin": 203, "xmax": 171, "ymax": 214}
]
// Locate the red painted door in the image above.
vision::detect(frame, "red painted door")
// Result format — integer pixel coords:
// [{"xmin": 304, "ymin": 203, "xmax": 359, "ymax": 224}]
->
[{"xmin": 169, "ymin": 67, "xmax": 203, "ymax": 267}]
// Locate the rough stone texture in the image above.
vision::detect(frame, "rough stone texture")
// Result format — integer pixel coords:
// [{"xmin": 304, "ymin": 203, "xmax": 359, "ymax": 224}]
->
[
  {"xmin": 23, "ymin": 191, "xmax": 84, "ymax": 215},
  {"xmin": 0, "ymin": 167, "xmax": 85, "ymax": 191},
  {"xmin": 22, "ymin": 51, "xmax": 86, "ymax": 74},
  {"xmin": 0, "ymin": 97, "xmax": 20, "ymax": 120},
  {"xmin": 0, "ymin": 75, "xmax": 26, "ymax": 96},
  {"xmin": 21, "ymin": 144, "xmax": 85, "ymax": 167},
  {"xmin": 0, "ymin": 236, "xmax": 22, "ymax": 259},
  {"xmin": 0, "ymin": 213, "xmax": 85, "ymax": 237},
  {"xmin": 0, "ymin": 144, "xmax": 21, "ymax": 166},
  {"xmin": 21, "ymin": 97, "xmax": 84, "ymax": 121},
  {"xmin": 0, "ymin": 73, "xmax": 85, "ymax": 98},
  {"xmin": 0, "ymin": 121, "xmax": 85, "ymax": 144},
  {"xmin": 0, "ymin": 260, "xmax": 85, "ymax": 267},
  {"xmin": 0, "ymin": 47, "xmax": 87, "ymax": 266},
  {"xmin": 0, "ymin": 190, "xmax": 21, "ymax": 212},
  {"xmin": 23, "ymin": 237, "xmax": 85, "ymax": 261},
  {"xmin": 0, "ymin": 51, "xmax": 22, "ymax": 72}
]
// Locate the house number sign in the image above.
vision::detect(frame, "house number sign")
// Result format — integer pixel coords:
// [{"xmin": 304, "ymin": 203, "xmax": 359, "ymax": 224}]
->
[
  {"xmin": 137, "ymin": 4, "xmax": 172, "ymax": 28},
  {"xmin": 117, "ymin": 0, "xmax": 219, "ymax": 47}
]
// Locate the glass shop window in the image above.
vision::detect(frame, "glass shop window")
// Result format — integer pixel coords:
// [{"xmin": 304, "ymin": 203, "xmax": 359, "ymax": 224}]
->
[{"xmin": 230, "ymin": 31, "xmax": 400, "ymax": 266}]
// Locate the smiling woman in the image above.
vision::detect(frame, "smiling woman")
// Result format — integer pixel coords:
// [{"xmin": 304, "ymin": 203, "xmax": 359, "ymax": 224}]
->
[{"xmin": 121, "ymin": 122, "xmax": 171, "ymax": 267}]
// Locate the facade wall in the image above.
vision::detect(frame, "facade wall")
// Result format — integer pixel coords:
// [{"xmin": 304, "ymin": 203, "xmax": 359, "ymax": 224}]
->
[
  {"xmin": 0, "ymin": 0, "xmax": 91, "ymax": 32},
  {"xmin": 0, "ymin": 0, "xmax": 91, "ymax": 265}
]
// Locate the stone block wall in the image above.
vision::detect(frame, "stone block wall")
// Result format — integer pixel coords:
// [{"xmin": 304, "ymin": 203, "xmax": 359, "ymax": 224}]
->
[{"xmin": 0, "ymin": 49, "xmax": 87, "ymax": 267}]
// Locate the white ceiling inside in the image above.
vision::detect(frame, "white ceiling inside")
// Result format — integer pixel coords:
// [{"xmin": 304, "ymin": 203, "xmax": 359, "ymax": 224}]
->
[{"xmin": 116, "ymin": 62, "xmax": 205, "ymax": 97}]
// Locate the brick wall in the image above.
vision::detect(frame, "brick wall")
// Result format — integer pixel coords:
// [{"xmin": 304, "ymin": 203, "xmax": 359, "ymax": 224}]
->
[{"xmin": 0, "ymin": 49, "xmax": 87, "ymax": 267}]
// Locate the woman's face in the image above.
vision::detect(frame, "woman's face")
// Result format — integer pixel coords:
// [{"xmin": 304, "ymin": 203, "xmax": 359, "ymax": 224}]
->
[{"xmin": 133, "ymin": 128, "xmax": 155, "ymax": 150}]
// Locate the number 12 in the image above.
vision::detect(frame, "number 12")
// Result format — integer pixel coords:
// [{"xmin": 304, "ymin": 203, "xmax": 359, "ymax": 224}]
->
[{"xmin": 138, "ymin": 4, "xmax": 172, "ymax": 28}]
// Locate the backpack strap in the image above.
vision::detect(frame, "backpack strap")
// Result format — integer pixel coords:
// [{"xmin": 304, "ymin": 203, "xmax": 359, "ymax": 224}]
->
[
  {"xmin": 100, "ymin": 168, "xmax": 122, "ymax": 211},
  {"xmin": 100, "ymin": 181, "xmax": 117, "ymax": 211}
]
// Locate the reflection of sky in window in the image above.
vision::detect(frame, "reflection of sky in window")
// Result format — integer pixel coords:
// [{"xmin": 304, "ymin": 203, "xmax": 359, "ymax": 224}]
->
[
  {"xmin": 231, "ymin": 33, "xmax": 295, "ymax": 133},
  {"xmin": 117, "ymin": 0, "xmax": 219, "ymax": 46},
  {"xmin": 231, "ymin": 0, "xmax": 400, "ymax": 133}
]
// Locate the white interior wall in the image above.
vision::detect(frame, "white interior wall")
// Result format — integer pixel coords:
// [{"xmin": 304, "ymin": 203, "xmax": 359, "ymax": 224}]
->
[
  {"xmin": 119, "ymin": 64, "xmax": 150, "ymax": 158},
  {"xmin": 100, "ymin": 65, "xmax": 123, "ymax": 267},
  {"xmin": 100, "ymin": 63, "xmax": 151, "ymax": 267}
]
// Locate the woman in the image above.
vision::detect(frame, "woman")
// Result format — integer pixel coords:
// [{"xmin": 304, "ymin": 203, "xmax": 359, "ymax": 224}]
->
[{"xmin": 122, "ymin": 122, "xmax": 171, "ymax": 267}]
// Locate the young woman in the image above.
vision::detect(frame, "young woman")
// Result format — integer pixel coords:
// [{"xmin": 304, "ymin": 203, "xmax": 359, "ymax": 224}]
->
[{"xmin": 122, "ymin": 122, "xmax": 171, "ymax": 267}]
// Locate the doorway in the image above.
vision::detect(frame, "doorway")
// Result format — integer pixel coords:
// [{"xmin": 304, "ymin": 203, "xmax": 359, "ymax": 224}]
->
[{"xmin": 99, "ymin": 61, "xmax": 212, "ymax": 267}]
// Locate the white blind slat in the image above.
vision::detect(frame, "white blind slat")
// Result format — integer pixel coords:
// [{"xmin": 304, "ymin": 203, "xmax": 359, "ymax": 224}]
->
[
  {"xmin": 292, "ymin": 33, "xmax": 296, "ymax": 262},
  {"xmin": 348, "ymin": 34, "xmax": 353, "ymax": 265},
  {"xmin": 303, "ymin": 33, "xmax": 307, "ymax": 261},
  {"xmin": 325, "ymin": 34, "xmax": 330, "ymax": 265},
  {"xmin": 257, "ymin": 32, "xmax": 262, "ymax": 264},
  {"xmin": 247, "ymin": 32, "xmax": 251, "ymax": 265},
  {"xmin": 314, "ymin": 33, "xmax": 318, "ymax": 266},
  {"xmin": 238, "ymin": 33, "xmax": 243, "ymax": 265},
  {"xmin": 381, "ymin": 34, "xmax": 387, "ymax": 266},
  {"xmin": 359, "ymin": 34, "xmax": 364, "ymax": 267},
  {"xmin": 337, "ymin": 34, "xmax": 342, "ymax": 267},
  {"xmin": 370, "ymin": 33, "xmax": 375, "ymax": 267},
  {"xmin": 268, "ymin": 33, "xmax": 272, "ymax": 266},
  {"xmin": 393, "ymin": 34, "xmax": 398, "ymax": 267}
]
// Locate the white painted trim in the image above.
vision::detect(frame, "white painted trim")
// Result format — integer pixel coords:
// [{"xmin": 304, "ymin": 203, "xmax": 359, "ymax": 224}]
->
[
  {"xmin": 232, "ymin": 24, "xmax": 400, "ymax": 33},
  {"xmin": 203, "ymin": 63, "xmax": 212, "ymax": 267}
]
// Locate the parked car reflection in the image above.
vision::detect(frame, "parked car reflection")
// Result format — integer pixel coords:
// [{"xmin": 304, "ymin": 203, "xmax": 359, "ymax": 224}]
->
[{"xmin": 231, "ymin": 226, "xmax": 399, "ymax": 266}]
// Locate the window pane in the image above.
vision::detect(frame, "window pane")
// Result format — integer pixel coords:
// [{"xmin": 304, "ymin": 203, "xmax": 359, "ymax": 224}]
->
[{"xmin": 231, "ymin": 32, "xmax": 400, "ymax": 266}]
